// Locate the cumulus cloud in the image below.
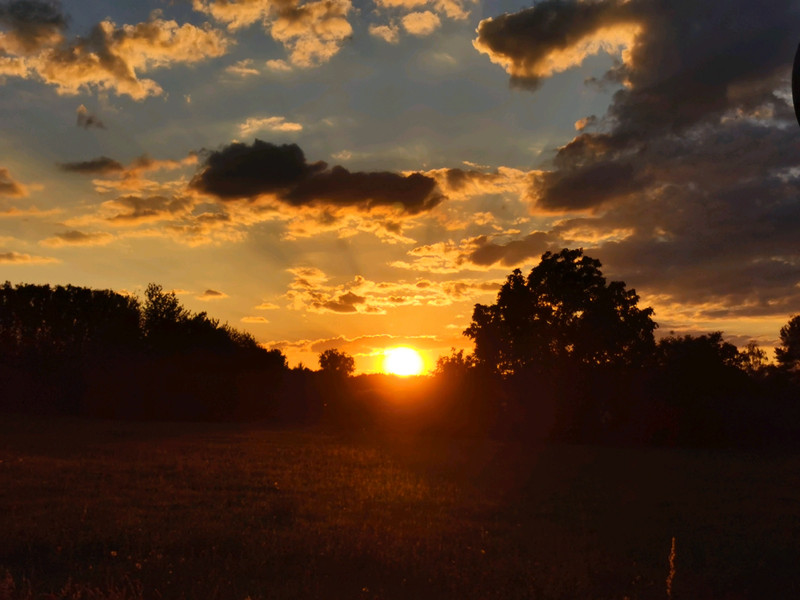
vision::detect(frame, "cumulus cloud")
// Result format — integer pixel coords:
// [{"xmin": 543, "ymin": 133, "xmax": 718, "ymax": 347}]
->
[
  {"xmin": 193, "ymin": 0, "xmax": 352, "ymax": 68},
  {"xmin": 40, "ymin": 230, "xmax": 113, "ymax": 247},
  {"xmin": 76, "ymin": 104, "xmax": 105, "ymax": 129},
  {"xmin": 190, "ymin": 139, "xmax": 442, "ymax": 215},
  {"xmin": 0, "ymin": 167, "xmax": 28, "ymax": 197},
  {"xmin": 1, "ymin": 7, "xmax": 229, "ymax": 99},
  {"xmin": 239, "ymin": 116, "xmax": 303, "ymax": 136},
  {"xmin": 401, "ymin": 11, "xmax": 440, "ymax": 36},
  {"xmin": 473, "ymin": 0, "xmax": 639, "ymax": 90}
]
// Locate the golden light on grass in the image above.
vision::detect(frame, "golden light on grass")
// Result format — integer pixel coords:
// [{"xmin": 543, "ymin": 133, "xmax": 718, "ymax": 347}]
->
[{"xmin": 382, "ymin": 346, "xmax": 425, "ymax": 376}]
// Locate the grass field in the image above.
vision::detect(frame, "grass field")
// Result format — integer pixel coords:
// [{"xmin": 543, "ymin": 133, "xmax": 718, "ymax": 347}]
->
[{"xmin": 1, "ymin": 416, "xmax": 799, "ymax": 599}]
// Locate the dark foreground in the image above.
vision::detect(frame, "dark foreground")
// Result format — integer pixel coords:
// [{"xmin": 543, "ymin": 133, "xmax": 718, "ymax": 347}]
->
[{"xmin": 1, "ymin": 416, "xmax": 799, "ymax": 599}]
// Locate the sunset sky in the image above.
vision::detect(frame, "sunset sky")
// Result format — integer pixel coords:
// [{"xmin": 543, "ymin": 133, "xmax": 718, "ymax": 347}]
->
[{"xmin": 2, "ymin": 0, "xmax": 800, "ymax": 372}]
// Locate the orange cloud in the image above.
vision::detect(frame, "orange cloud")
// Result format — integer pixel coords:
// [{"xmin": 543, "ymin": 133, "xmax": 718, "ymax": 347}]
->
[
  {"xmin": 0, "ymin": 250, "xmax": 59, "ymax": 264},
  {"xmin": 194, "ymin": 0, "xmax": 352, "ymax": 68},
  {"xmin": 1, "ymin": 14, "xmax": 228, "ymax": 99},
  {"xmin": 401, "ymin": 11, "xmax": 440, "ymax": 36},
  {"xmin": 284, "ymin": 266, "xmax": 500, "ymax": 314}
]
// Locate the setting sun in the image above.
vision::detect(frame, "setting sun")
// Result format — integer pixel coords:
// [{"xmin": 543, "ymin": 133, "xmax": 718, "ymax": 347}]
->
[{"xmin": 382, "ymin": 347, "xmax": 425, "ymax": 376}]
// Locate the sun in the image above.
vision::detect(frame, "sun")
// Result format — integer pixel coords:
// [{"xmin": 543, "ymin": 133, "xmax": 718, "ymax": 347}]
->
[{"xmin": 382, "ymin": 347, "xmax": 425, "ymax": 376}]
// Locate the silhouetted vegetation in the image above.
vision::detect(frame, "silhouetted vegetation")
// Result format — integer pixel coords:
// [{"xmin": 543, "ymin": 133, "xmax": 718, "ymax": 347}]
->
[
  {"xmin": 0, "ymin": 281, "xmax": 287, "ymax": 420},
  {"xmin": 2, "ymin": 248, "xmax": 800, "ymax": 448}
]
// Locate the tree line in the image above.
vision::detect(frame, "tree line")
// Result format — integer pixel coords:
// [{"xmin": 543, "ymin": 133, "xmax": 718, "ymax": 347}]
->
[{"xmin": 2, "ymin": 249, "xmax": 800, "ymax": 448}]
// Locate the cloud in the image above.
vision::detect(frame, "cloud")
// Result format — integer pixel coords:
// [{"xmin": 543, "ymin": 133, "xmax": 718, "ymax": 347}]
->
[
  {"xmin": 473, "ymin": 0, "xmax": 640, "ymax": 90},
  {"xmin": 100, "ymin": 194, "xmax": 195, "ymax": 225},
  {"xmin": 401, "ymin": 11, "xmax": 440, "ymax": 36},
  {"xmin": 239, "ymin": 116, "xmax": 303, "ymax": 136},
  {"xmin": 76, "ymin": 104, "xmax": 105, "ymax": 129},
  {"xmin": 284, "ymin": 266, "xmax": 500, "ymax": 314},
  {"xmin": 191, "ymin": 139, "xmax": 442, "ymax": 215},
  {"xmin": 197, "ymin": 289, "xmax": 227, "ymax": 300},
  {"xmin": 1, "ymin": 9, "xmax": 229, "ymax": 99},
  {"xmin": 368, "ymin": 23, "xmax": 399, "ymax": 44},
  {"xmin": 0, "ymin": 167, "xmax": 28, "ymax": 197},
  {"xmin": 60, "ymin": 152, "xmax": 198, "ymax": 193},
  {"xmin": 40, "ymin": 230, "xmax": 113, "ymax": 247},
  {"xmin": 255, "ymin": 301, "xmax": 280, "ymax": 310},
  {"xmin": 0, "ymin": 250, "xmax": 58, "ymax": 264},
  {"xmin": 225, "ymin": 58, "xmax": 260, "ymax": 76},
  {"xmin": 60, "ymin": 156, "xmax": 124, "ymax": 174},
  {"xmin": 393, "ymin": 233, "xmax": 556, "ymax": 272},
  {"xmin": 466, "ymin": 0, "xmax": 800, "ymax": 325},
  {"xmin": 241, "ymin": 316, "xmax": 269, "ymax": 323},
  {"xmin": 193, "ymin": 0, "xmax": 352, "ymax": 68},
  {"xmin": 0, "ymin": 0, "xmax": 66, "ymax": 53}
]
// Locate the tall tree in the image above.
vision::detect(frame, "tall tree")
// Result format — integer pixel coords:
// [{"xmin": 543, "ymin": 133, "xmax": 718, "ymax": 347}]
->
[
  {"xmin": 464, "ymin": 249, "xmax": 657, "ymax": 374},
  {"xmin": 775, "ymin": 315, "xmax": 800, "ymax": 371}
]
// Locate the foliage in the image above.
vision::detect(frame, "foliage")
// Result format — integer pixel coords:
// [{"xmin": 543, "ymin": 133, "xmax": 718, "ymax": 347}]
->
[
  {"xmin": 465, "ymin": 249, "xmax": 657, "ymax": 374},
  {"xmin": 775, "ymin": 315, "xmax": 800, "ymax": 371},
  {"xmin": 434, "ymin": 348, "xmax": 475, "ymax": 376},
  {"xmin": 318, "ymin": 348, "xmax": 355, "ymax": 377}
]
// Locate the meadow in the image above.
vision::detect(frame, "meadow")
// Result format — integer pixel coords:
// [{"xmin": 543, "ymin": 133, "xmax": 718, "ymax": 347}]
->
[{"xmin": 1, "ymin": 415, "xmax": 799, "ymax": 599}]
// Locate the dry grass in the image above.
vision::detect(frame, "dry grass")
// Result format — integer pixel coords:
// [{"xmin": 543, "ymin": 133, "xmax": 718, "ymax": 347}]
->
[{"xmin": 1, "ymin": 415, "xmax": 799, "ymax": 599}]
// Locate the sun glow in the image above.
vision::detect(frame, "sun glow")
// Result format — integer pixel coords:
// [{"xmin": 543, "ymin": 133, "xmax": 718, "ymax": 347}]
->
[{"xmin": 382, "ymin": 347, "xmax": 425, "ymax": 376}]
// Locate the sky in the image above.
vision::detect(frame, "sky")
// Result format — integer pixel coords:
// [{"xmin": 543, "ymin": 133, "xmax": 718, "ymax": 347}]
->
[{"xmin": 2, "ymin": 0, "xmax": 800, "ymax": 373}]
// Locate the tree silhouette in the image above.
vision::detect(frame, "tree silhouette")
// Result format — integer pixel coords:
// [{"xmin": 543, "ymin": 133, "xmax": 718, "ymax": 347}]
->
[
  {"xmin": 318, "ymin": 348, "xmax": 355, "ymax": 377},
  {"xmin": 776, "ymin": 315, "xmax": 800, "ymax": 371},
  {"xmin": 465, "ymin": 249, "xmax": 656, "ymax": 375}
]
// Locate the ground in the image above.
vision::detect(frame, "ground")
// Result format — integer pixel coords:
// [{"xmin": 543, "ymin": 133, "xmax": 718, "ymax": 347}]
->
[{"xmin": 1, "ymin": 416, "xmax": 799, "ymax": 599}]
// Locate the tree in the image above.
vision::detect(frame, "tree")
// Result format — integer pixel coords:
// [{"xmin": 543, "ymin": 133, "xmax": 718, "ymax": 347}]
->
[
  {"xmin": 464, "ymin": 249, "xmax": 656, "ymax": 374},
  {"xmin": 775, "ymin": 315, "xmax": 800, "ymax": 371},
  {"xmin": 740, "ymin": 341, "xmax": 769, "ymax": 376},
  {"xmin": 318, "ymin": 348, "xmax": 355, "ymax": 377}
]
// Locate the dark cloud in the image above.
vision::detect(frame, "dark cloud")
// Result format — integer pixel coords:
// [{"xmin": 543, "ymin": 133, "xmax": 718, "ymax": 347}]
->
[
  {"xmin": 76, "ymin": 104, "xmax": 105, "ymax": 129},
  {"xmin": 469, "ymin": 232, "xmax": 555, "ymax": 267},
  {"xmin": 0, "ymin": 0, "xmax": 67, "ymax": 51},
  {"xmin": 474, "ymin": 0, "xmax": 635, "ymax": 90},
  {"xmin": 476, "ymin": 0, "xmax": 800, "ymax": 138},
  {"xmin": 60, "ymin": 156, "xmax": 123, "ymax": 174},
  {"xmin": 532, "ymin": 161, "xmax": 649, "ymax": 212},
  {"xmin": 470, "ymin": 0, "xmax": 800, "ymax": 323},
  {"xmin": 191, "ymin": 139, "xmax": 442, "ymax": 215},
  {"xmin": 322, "ymin": 291, "xmax": 366, "ymax": 313}
]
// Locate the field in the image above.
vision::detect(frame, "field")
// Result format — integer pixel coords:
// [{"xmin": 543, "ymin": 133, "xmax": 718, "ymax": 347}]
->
[{"xmin": 1, "ymin": 416, "xmax": 799, "ymax": 599}]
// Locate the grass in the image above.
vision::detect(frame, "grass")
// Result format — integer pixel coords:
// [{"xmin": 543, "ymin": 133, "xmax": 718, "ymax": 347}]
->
[{"xmin": 1, "ymin": 415, "xmax": 799, "ymax": 599}]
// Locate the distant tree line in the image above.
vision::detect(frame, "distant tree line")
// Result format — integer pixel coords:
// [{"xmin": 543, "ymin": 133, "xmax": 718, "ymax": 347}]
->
[
  {"xmin": 2, "ymin": 250, "xmax": 800, "ymax": 448},
  {"xmin": 0, "ymin": 282, "xmax": 287, "ymax": 419}
]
